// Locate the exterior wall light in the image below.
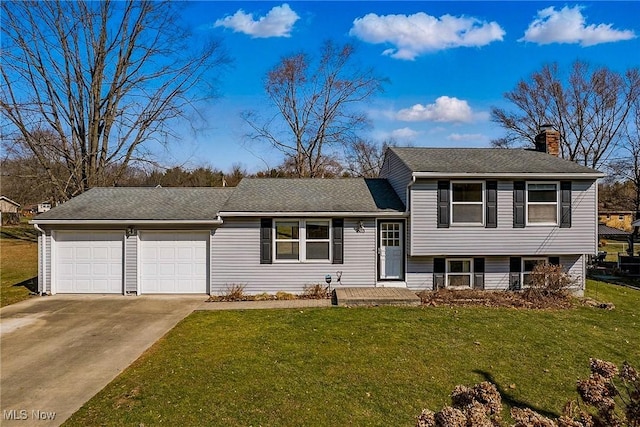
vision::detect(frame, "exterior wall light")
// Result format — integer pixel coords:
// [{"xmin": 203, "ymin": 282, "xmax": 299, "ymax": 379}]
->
[{"xmin": 126, "ymin": 226, "xmax": 136, "ymax": 237}]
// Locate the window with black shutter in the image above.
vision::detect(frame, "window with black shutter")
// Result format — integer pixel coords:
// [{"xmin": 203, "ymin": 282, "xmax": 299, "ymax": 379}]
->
[{"xmin": 260, "ymin": 218, "xmax": 272, "ymax": 264}]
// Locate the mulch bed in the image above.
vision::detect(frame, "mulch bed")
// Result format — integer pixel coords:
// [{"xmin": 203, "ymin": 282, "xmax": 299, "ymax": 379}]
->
[{"xmin": 417, "ymin": 289, "xmax": 581, "ymax": 310}]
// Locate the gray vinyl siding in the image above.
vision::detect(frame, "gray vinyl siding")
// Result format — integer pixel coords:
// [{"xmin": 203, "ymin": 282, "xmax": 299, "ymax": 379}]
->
[
  {"xmin": 211, "ymin": 218, "xmax": 377, "ymax": 294},
  {"xmin": 406, "ymin": 257, "xmax": 433, "ymax": 290},
  {"xmin": 406, "ymin": 255, "xmax": 585, "ymax": 291},
  {"xmin": 44, "ymin": 231, "xmax": 52, "ymax": 293},
  {"xmin": 124, "ymin": 233, "xmax": 138, "ymax": 293},
  {"xmin": 410, "ymin": 180, "xmax": 598, "ymax": 256},
  {"xmin": 379, "ymin": 151, "xmax": 413, "ymax": 209}
]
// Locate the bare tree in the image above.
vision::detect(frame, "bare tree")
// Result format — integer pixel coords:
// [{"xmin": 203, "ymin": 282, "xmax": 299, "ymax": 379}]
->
[
  {"xmin": 1, "ymin": 0, "xmax": 228, "ymax": 201},
  {"xmin": 610, "ymin": 99, "xmax": 640, "ymax": 222},
  {"xmin": 345, "ymin": 139, "xmax": 395, "ymax": 177},
  {"xmin": 491, "ymin": 61, "xmax": 640, "ymax": 169},
  {"xmin": 243, "ymin": 41, "xmax": 386, "ymax": 177}
]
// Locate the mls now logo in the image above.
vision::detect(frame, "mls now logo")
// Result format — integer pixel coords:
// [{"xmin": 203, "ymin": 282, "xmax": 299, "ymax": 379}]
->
[{"xmin": 3, "ymin": 409, "xmax": 56, "ymax": 421}]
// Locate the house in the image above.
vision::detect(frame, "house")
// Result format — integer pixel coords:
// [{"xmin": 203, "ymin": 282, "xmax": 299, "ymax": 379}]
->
[
  {"xmin": 31, "ymin": 128, "xmax": 604, "ymax": 296},
  {"xmin": 0, "ymin": 195, "xmax": 21, "ymax": 226},
  {"xmin": 37, "ymin": 202, "xmax": 52, "ymax": 213},
  {"xmin": 598, "ymin": 211, "xmax": 634, "ymax": 232}
]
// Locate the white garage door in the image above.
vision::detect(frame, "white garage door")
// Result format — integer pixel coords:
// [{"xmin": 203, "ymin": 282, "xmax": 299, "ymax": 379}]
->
[
  {"xmin": 56, "ymin": 232, "xmax": 123, "ymax": 293},
  {"xmin": 140, "ymin": 232, "xmax": 208, "ymax": 294}
]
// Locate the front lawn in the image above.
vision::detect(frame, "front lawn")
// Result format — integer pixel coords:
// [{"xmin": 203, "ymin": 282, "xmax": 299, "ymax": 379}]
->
[
  {"xmin": 1, "ymin": 234, "xmax": 38, "ymax": 307},
  {"xmin": 66, "ymin": 281, "xmax": 639, "ymax": 426}
]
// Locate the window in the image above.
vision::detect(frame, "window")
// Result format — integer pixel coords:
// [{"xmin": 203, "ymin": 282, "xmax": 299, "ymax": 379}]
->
[
  {"xmin": 527, "ymin": 183, "xmax": 558, "ymax": 225},
  {"xmin": 451, "ymin": 181, "xmax": 484, "ymax": 225},
  {"xmin": 306, "ymin": 221, "xmax": 330, "ymax": 260},
  {"xmin": 619, "ymin": 214, "xmax": 625, "ymax": 220},
  {"xmin": 522, "ymin": 257, "xmax": 547, "ymax": 287},
  {"xmin": 446, "ymin": 259, "xmax": 472, "ymax": 288},
  {"xmin": 274, "ymin": 220, "xmax": 330, "ymax": 262},
  {"xmin": 275, "ymin": 221, "xmax": 299, "ymax": 260}
]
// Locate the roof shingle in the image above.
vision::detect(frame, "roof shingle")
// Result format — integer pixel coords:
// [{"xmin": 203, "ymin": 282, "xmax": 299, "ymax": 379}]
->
[
  {"xmin": 220, "ymin": 178, "xmax": 405, "ymax": 213},
  {"xmin": 34, "ymin": 187, "xmax": 234, "ymax": 221},
  {"xmin": 389, "ymin": 147, "xmax": 602, "ymax": 175}
]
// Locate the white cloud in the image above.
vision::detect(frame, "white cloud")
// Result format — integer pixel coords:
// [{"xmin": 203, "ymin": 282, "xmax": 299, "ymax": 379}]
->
[
  {"xmin": 396, "ymin": 96, "xmax": 474, "ymax": 123},
  {"xmin": 447, "ymin": 133, "xmax": 486, "ymax": 142},
  {"xmin": 214, "ymin": 4, "xmax": 299, "ymax": 38},
  {"xmin": 520, "ymin": 6, "xmax": 636, "ymax": 46},
  {"xmin": 390, "ymin": 127, "xmax": 419, "ymax": 140},
  {"xmin": 349, "ymin": 12, "xmax": 505, "ymax": 60}
]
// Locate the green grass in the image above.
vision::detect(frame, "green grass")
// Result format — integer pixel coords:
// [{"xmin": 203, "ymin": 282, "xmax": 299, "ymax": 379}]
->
[
  {"xmin": 1, "ymin": 224, "xmax": 38, "ymax": 307},
  {"xmin": 600, "ymin": 241, "xmax": 630, "ymax": 262},
  {"xmin": 66, "ymin": 281, "xmax": 639, "ymax": 426}
]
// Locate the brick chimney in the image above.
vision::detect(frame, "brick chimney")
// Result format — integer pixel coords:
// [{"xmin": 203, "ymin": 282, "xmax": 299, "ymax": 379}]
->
[{"xmin": 534, "ymin": 124, "xmax": 560, "ymax": 157}]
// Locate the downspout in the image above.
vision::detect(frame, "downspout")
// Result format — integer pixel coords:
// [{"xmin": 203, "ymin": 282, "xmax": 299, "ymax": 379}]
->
[{"xmin": 33, "ymin": 223, "xmax": 46, "ymax": 295}]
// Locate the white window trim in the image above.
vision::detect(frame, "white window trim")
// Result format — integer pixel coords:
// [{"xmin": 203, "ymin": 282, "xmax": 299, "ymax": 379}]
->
[
  {"xmin": 273, "ymin": 219, "xmax": 332, "ymax": 263},
  {"xmin": 526, "ymin": 181, "xmax": 559, "ymax": 226},
  {"xmin": 446, "ymin": 258, "xmax": 473, "ymax": 289},
  {"xmin": 521, "ymin": 257, "xmax": 548, "ymax": 288},
  {"xmin": 450, "ymin": 181, "xmax": 485, "ymax": 226}
]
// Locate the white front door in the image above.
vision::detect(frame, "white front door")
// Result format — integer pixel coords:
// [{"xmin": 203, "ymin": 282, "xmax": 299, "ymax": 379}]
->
[
  {"xmin": 379, "ymin": 222, "xmax": 404, "ymax": 280},
  {"xmin": 139, "ymin": 231, "xmax": 208, "ymax": 294}
]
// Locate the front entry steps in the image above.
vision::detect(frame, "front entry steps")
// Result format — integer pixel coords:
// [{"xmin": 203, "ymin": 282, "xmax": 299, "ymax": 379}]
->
[{"xmin": 333, "ymin": 287, "xmax": 421, "ymax": 307}]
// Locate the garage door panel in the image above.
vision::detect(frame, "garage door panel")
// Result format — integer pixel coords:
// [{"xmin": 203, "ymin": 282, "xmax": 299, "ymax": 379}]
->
[
  {"xmin": 55, "ymin": 232, "xmax": 123, "ymax": 294},
  {"xmin": 140, "ymin": 232, "xmax": 208, "ymax": 294}
]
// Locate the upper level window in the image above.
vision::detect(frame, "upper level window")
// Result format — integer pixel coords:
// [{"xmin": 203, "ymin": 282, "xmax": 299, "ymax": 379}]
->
[
  {"xmin": 527, "ymin": 183, "xmax": 557, "ymax": 225},
  {"xmin": 451, "ymin": 182, "xmax": 484, "ymax": 225},
  {"xmin": 274, "ymin": 220, "xmax": 330, "ymax": 262}
]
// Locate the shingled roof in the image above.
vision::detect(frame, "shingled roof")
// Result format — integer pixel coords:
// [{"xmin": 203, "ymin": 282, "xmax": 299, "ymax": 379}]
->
[
  {"xmin": 220, "ymin": 178, "xmax": 405, "ymax": 214},
  {"xmin": 33, "ymin": 187, "xmax": 234, "ymax": 221},
  {"xmin": 389, "ymin": 147, "xmax": 603, "ymax": 176}
]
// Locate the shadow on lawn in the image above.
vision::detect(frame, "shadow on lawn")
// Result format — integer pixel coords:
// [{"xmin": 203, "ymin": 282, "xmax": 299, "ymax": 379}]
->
[
  {"xmin": 473, "ymin": 370, "xmax": 559, "ymax": 419},
  {"xmin": 13, "ymin": 276, "xmax": 38, "ymax": 293}
]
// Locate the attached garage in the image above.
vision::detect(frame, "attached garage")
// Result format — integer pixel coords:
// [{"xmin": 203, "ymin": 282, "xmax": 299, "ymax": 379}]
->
[
  {"xmin": 139, "ymin": 231, "xmax": 209, "ymax": 294},
  {"xmin": 55, "ymin": 231, "xmax": 123, "ymax": 294}
]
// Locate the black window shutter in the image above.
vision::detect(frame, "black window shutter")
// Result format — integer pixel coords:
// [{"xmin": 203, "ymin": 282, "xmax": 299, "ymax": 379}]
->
[
  {"xmin": 560, "ymin": 181, "xmax": 572, "ymax": 228},
  {"xmin": 509, "ymin": 256, "xmax": 522, "ymax": 290},
  {"xmin": 260, "ymin": 218, "xmax": 272, "ymax": 264},
  {"xmin": 433, "ymin": 257, "xmax": 445, "ymax": 290},
  {"xmin": 486, "ymin": 181, "xmax": 497, "ymax": 228},
  {"xmin": 332, "ymin": 218, "xmax": 344, "ymax": 264},
  {"xmin": 549, "ymin": 256, "xmax": 560, "ymax": 266},
  {"xmin": 437, "ymin": 181, "xmax": 450, "ymax": 228},
  {"xmin": 513, "ymin": 181, "xmax": 525, "ymax": 228},
  {"xmin": 473, "ymin": 257, "xmax": 485, "ymax": 290}
]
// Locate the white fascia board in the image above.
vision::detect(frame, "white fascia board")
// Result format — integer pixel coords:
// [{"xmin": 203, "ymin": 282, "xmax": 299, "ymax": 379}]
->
[
  {"xmin": 30, "ymin": 219, "xmax": 224, "ymax": 225},
  {"xmin": 412, "ymin": 172, "xmax": 605, "ymax": 179},
  {"xmin": 218, "ymin": 211, "xmax": 408, "ymax": 217}
]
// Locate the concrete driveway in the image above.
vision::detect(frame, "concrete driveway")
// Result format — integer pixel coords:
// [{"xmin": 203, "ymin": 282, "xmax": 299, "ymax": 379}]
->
[{"xmin": 0, "ymin": 295, "xmax": 204, "ymax": 426}]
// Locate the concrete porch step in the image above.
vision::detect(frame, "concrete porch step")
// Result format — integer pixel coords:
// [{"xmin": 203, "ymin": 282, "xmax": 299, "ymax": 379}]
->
[{"xmin": 333, "ymin": 287, "xmax": 421, "ymax": 307}]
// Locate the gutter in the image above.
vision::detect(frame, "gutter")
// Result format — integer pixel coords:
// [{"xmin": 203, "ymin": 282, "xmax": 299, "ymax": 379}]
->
[
  {"xmin": 217, "ymin": 211, "xmax": 408, "ymax": 218},
  {"xmin": 411, "ymin": 172, "xmax": 605, "ymax": 179},
  {"xmin": 30, "ymin": 219, "xmax": 225, "ymax": 226},
  {"xmin": 33, "ymin": 223, "xmax": 46, "ymax": 295}
]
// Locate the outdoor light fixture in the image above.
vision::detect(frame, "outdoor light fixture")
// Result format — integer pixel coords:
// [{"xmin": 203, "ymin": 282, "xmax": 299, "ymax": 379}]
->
[
  {"xmin": 356, "ymin": 220, "xmax": 365, "ymax": 233},
  {"xmin": 126, "ymin": 226, "xmax": 136, "ymax": 237},
  {"xmin": 325, "ymin": 274, "xmax": 332, "ymax": 285}
]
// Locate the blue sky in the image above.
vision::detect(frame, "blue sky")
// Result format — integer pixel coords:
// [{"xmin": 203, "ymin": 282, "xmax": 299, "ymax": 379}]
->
[{"xmin": 164, "ymin": 1, "xmax": 640, "ymax": 172}]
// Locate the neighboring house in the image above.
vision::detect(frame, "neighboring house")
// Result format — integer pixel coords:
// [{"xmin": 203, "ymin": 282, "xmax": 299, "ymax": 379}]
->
[
  {"xmin": 0, "ymin": 196, "xmax": 20, "ymax": 226},
  {"xmin": 31, "ymin": 128, "xmax": 603, "ymax": 296},
  {"xmin": 598, "ymin": 211, "xmax": 634, "ymax": 232},
  {"xmin": 37, "ymin": 202, "xmax": 52, "ymax": 213}
]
